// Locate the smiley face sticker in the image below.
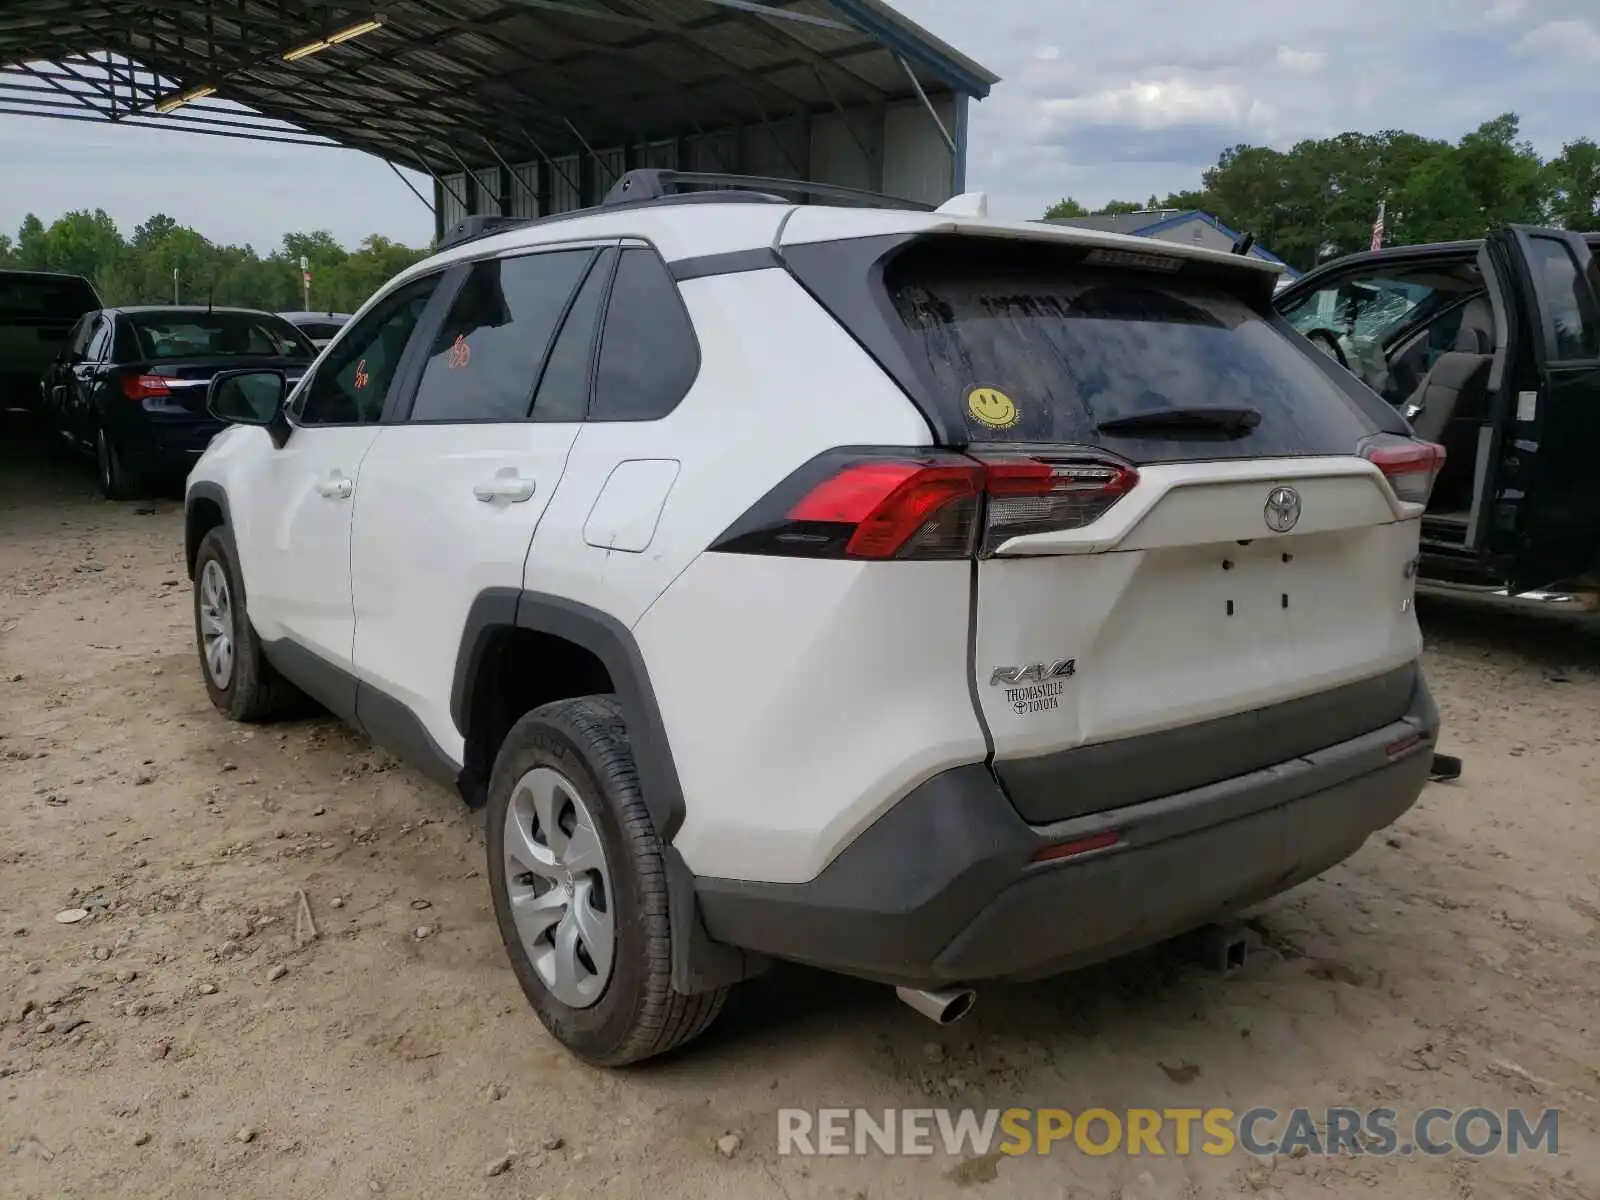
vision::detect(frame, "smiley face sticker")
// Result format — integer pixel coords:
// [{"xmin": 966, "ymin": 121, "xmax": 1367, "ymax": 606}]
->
[{"xmin": 967, "ymin": 386, "xmax": 1020, "ymax": 430}]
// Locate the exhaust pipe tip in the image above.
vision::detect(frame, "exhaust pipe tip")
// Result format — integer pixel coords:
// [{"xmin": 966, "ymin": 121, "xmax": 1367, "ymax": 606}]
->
[{"xmin": 895, "ymin": 985, "xmax": 976, "ymax": 1025}]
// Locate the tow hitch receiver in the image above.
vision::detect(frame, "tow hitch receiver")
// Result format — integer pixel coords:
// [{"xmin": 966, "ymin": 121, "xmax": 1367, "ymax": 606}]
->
[{"xmin": 1196, "ymin": 922, "xmax": 1262, "ymax": 976}]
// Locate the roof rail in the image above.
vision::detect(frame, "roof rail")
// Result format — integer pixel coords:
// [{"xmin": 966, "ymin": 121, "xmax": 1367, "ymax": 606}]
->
[
  {"xmin": 436, "ymin": 213, "xmax": 529, "ymax": 253},
  {"xmin": 430, "ymin": 171, "xmax": 936, "ymax": 255},
  {"xmin": 601, "ymin": 169, "xmax": 936, "ymax": 212}
]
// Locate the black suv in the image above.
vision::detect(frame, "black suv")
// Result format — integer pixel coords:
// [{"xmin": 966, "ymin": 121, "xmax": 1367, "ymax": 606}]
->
[
  {"xmin": 1277, "ymin": 227, "xmax": 1600, "ymax": 599},
  {"xmin": 0, "ymin": 270, "xmax": 101, "ymax": 419}
]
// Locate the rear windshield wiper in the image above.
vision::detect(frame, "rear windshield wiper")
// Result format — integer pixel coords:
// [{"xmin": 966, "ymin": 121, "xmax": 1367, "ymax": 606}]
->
[{"xmin": 1096, "ymin": 405, "xmax": 1262, "ymax": 435}]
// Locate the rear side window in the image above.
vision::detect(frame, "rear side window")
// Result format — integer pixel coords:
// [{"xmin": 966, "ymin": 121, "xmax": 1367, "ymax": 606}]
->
[
  {"xmin": 885, "ymin": 240, "xmax": 1379, "ymax": 462},
  {"xmin": 408, "ymin": 249, "xmax": 592, "ymax": 423},
  {"xmin": 86, "ymin": 319, "xmax": 112, "ymax": 361},
  {"xmin": 532, "ymin": 249, "xmax": 616, "ymax": 422},
  {"xmin": 68, "ymin": 314, "xmax": 98, "ymax": 357},
  {"xmin": 591, "ymin": 247, "xmax": 699, "ymax": 421}
]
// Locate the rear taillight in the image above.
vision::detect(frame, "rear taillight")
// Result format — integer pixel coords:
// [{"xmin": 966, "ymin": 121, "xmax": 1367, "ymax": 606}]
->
[
  {"xmin": 1361, "ymin": 436, "xmax": 1445, "ymax": 506},
  {"xmin": 711, "ymin": 449, "xmax": 1139, "ymax": 561},
  {"xmin": 120, "ymin": 374, "xmax": 171, "ymax": 400},
  {"xmin": 787, "ymin": 461, "xmax": 982, "ymax": 558},
  {"xmin": 976, "ymin": 455, "xmax": 1139, "ymax": 554}
]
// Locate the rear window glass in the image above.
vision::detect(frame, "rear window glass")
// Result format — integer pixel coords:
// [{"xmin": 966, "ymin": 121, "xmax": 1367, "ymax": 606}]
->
[
  {"xmin": 886, "ymin": 246, "xmax": 1378, "ymax": 461},
  {"xmin": 0, "ymin": 275, "xmax": 98, "ymax": 322},
  {"xmin": 127, "ymin": 311, "xmax": 314, "ymax": 361}
]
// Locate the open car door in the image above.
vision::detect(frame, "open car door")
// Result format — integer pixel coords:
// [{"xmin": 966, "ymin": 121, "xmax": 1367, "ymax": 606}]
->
[{"xmin": 1487, "ymin": 227, "xmax": 1600, "ymax": 592}]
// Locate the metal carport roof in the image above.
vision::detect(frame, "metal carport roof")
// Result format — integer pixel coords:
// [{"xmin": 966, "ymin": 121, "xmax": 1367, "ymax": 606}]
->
[{"xmin": 0, "ymin": 0, "xmax": 997, "ymax": 187}]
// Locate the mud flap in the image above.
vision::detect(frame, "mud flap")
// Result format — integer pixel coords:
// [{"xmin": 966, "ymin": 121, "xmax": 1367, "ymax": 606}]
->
[{"xmin": 661, "ymin": 845, "xmax": 770, "ymax": 994}]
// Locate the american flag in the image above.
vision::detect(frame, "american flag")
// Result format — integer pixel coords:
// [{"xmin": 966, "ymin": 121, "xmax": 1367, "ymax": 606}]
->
[{"xmin": 1371, "ymin": 200, "xmax": 1386, "ymax": 253}]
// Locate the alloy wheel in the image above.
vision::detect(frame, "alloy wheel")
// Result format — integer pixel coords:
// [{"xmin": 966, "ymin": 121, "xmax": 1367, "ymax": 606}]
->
[
  {"xmin": 502, "ymin": 766, "xmax": 616, "ymax": 1008},
  {"xmin": 197, "ymin": 559, "xmax": 235, "ymax": 689}
]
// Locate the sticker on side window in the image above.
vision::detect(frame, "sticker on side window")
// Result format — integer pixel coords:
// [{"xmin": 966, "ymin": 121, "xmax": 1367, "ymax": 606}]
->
[{"xmin": 967, "ymin": 386, "xmax": 1020, "ymax": 429}]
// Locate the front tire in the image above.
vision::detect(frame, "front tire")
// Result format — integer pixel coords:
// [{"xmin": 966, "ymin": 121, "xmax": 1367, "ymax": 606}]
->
[
  {"xmin": 487, "ymin": 696, "xmax": 727, "ymax": 1066},
  {"xmin": 192, "ymin": 527, "xmax": 302, "ymax": 723}
]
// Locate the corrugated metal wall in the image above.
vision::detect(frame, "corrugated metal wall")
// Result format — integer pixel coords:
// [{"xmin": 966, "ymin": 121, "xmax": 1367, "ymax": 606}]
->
[
  {"xmin": 438, "ymin": 172, "xmax": 468, "ymax": 234},
  {"xmin": 433, "ymin": 91, "xmax": 965, "ymax": 240}
]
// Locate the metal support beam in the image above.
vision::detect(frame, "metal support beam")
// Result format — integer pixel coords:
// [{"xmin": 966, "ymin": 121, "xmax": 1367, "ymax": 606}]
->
[
  {"xmin": 410, "ymin": 149, "xmax": 469, "ymax": 211},
  {"xmin": 384, "ymin": 157, "xmax": 437, "ymax": 214},
  {"xmin": 480, "ymin": 133, "xmax": 540, "ymax": 213},
  {"xmin": 811, "ymin": 64, "xmax": 879, "ymax": 171},
  {"xmin": 518, "ymin": 127, "xmax": 581, "ymax": 202},
  {"xmin": 896, "ymin": 54, "xmax": 956, "ymax": 158},
  {"xmin": 563, "ymin": 117, "xmax": 617, "ymax": 190}
]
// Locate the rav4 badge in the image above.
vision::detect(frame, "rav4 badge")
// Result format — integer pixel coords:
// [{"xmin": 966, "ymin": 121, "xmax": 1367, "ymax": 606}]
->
[{"xmin": 991, "ymin": 660, "xmax": 1076, "ymax": 686}]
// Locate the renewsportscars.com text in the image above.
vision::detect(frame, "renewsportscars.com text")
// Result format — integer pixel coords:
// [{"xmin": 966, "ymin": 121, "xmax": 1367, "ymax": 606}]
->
[{"xmin": 777, "ymin": 1106, "xmax": 1560, "ymax": 1159}]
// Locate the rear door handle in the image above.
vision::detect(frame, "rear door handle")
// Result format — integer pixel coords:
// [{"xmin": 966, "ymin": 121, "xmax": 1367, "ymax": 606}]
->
[
  {"xmin": 318, "ymin": 474, "xmax": 354, "ymax": 500},
  {"xmin": 473, "ymin": 472, "xmax": 536, "ymax": 503}
]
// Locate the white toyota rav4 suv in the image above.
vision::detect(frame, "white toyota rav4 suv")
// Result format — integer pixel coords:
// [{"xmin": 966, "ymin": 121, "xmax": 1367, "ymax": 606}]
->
[{"xmin": 184, "ymin": 171, "xmax": 1442, "ymax": 1066}]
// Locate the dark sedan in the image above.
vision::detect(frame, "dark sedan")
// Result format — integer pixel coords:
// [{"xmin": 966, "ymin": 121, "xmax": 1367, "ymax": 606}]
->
[{"xmin": 42, "ymin": 306, "xmax": 316, "ymax": 499}]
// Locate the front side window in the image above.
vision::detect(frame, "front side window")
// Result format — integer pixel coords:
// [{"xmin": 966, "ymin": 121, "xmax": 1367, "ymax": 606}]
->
[
  {"xmin": 407, "ymin": 249, "xmax": 592, "ymax": 423},
  {"xmin": 296, "ymin": 275, "xmax": 439, "ymax": 426},
  {"xmin": 1527, "ymin": 235, "xmax": 1600, "ymax": 362}
]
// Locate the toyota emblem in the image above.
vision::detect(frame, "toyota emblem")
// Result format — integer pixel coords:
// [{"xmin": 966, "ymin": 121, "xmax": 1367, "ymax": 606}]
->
[{"xmin": 1264, "ymin": 487, "xmax": 1301, "ymax": 533}]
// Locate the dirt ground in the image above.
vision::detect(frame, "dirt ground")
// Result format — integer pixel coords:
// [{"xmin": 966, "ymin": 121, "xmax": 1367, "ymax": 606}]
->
[{"xmin": 2, "ymin": 432, "xmax": 1597, "ymax": 1200}]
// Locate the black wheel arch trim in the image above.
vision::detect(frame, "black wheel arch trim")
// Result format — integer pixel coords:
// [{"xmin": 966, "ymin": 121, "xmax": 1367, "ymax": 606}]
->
[
  {"xmin": 451, "ymin": 588, "xmax": 688, "ymax": 844},
  {"xmin": 184, "ymin": 481, "xmax": 233, "ymax": 580}
]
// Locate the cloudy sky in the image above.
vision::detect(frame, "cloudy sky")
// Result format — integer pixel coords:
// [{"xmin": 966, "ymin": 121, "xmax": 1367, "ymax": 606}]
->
[{"xmin": 2, "ymin": 0, "xmax": 1597, "ymax": 251}]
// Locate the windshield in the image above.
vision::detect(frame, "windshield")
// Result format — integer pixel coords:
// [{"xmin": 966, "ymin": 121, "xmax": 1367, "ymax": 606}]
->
[
  {"xmin": 1279, "ymin": 265, "xmax": 1481, "ymax": 350},
  {"xmin": 0, "ymin": 274, "xmax": 99, "ymax": 323},
  {"xmin": 127, "ymin": 311, "xmax": 315, "ymax": 361},
  {"xmin": 885, "ymin": 247, "xmax": 1377, "ymax": 461}
]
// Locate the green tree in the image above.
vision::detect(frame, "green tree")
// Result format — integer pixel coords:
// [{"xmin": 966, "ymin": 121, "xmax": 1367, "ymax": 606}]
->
[
  {"xmin": 6, "ymin": 210, "xmax": 429, "ymax": 312},
  {"xmin": 1393, "ymin": 149, "xmax": 1480, "ymax": 246},
  {"xmin": 1043, "ymin": 197, "xmax": 1088, "ymax": 219},
  {"xmin": 1157, "ymin": 189, "xmax": 1209, "ymax": 212},
  {"xmin": 1094, "ymin": 199, "xmax": 1143, "ymax": 215},
  {"xmin": 1159, "ymin": 113, "xmax": 1566, "ymax": 271},
  {"xmin": 132, "ymin": 213, "xmax": 179, "ymax": 249},
  {"xmin": 1549, "ymin": 138, "xmax": 1600, "ymax": 232},
  {"xmin": 1455, "ymin": 113, "xmax": 1550, "ymax": 229},
  {"xmin": 16, "ymin": 214, "xmax": 49, "ymax": 269}
]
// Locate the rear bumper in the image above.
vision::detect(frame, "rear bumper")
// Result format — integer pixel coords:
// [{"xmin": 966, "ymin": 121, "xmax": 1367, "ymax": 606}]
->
[
  {"xmin": 695, "ymin": 670, "xmax": 1438, "ymax": 988},
  {"xmin": 117, "ymin": 410, "xmax": 225, "ymax": 473}
]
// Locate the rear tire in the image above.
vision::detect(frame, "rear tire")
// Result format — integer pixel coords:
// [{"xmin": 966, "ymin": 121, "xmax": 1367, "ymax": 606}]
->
[
  {"xmin": 487, "ymin": 696, "xmax": 727, "ymax": 1066},
  {"xmin": 96, "ymin": 425, "xmax": 146, "ymax": 501},
  {"xmin": 192, "ymin": 527, "xmax": 303, "ymax": 723}
]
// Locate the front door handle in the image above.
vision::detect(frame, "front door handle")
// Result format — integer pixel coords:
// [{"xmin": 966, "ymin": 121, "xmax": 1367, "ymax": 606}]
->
[
  {"xmin": 473, "ymin": 472, "xmax": 536, "ymax": 503},
  {"xmin": 318, "ymin": 474, "xmax": 354, "ymax": 500}
]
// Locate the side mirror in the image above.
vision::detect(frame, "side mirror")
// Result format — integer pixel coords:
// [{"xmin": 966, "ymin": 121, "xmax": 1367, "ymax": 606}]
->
[{"xmin": 209, "ymin": 369, "xmax": 290, "ymax": 448}]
